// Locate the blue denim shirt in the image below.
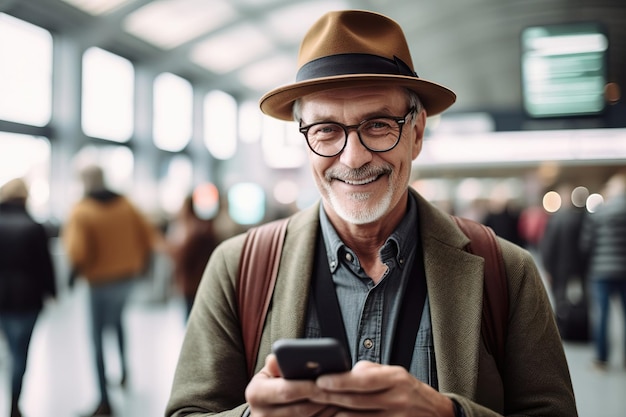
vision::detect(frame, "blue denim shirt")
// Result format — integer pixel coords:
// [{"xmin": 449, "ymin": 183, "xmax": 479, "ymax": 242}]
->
[{"xmin": 305, "ymin": 193, "xmax": 438, "ymax": 387}]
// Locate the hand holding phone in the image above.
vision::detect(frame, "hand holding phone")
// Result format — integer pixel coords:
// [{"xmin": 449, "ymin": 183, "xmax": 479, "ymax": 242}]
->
[{"xmin": 272, "ymin": 338, "xmax": 351, "ymax": 380}]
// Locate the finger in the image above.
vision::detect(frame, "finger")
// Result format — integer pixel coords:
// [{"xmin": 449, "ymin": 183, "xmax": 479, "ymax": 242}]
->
[
  {"xmin": 247, "ymin": 376, "xmax": 317, "ymax": 403},
  {"xmin": 314, "ymin": 372, "xmax": 445, "ymax": 417},
  {"xmin": 317, "ymin": 361, "xmax": 403, "ymax": 392},
  {"xmin": 265, "ymin": 353, "xmax": 282, "ymax": 377},
  {"xmin": 247, "ymin": 361, "xmax": 325, "ymax": 411},
  {"xmin": 312, "ymin": 389, "xmax": 389, "ymax": 411}
]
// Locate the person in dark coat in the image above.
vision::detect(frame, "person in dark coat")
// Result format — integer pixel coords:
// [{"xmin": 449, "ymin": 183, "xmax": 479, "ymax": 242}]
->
[
  {"xmin": 0, "ymin": 178, "xmax": 57, "ymax": 417},
  {"xmin": 540, "ymin": 184, "xmax": 589, "ymax": 340},
  {"xmin": 483, "ymin": 186, "xmax": 524, "ymax": 247},
  {"xmin": 580, "ymin": 171, "xmax": 626, "ymax": 370}
]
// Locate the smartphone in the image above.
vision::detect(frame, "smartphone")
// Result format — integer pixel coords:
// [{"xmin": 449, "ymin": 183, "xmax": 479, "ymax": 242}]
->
[{"xmin": 272, "ymin": 338, "xmax": 351, "ymax": 380}]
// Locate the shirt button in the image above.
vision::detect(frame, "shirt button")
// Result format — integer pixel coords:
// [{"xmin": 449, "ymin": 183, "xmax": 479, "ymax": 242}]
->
[
  {"xmin": 345, "ymin": 253, "xmax": 353, "ymax": 262},
  {"xmin": 363, "ymin": 339, "xmax": 374, "ymax": 349}
]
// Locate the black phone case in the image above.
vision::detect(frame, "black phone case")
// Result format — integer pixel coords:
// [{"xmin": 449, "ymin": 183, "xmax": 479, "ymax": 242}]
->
[{"xmin": 272, "ymin": 338, "xmax": 350, "ymax": 379}]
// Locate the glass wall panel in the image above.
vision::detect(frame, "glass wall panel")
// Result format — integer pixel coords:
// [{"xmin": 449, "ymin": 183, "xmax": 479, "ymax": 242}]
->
[
  {"xmin": 237, "ymin": 100, "xmax": 261, "ymax": 144},
  {"xmin": 153, "ymin": 72, "xmax": 192, "ymax": 152},
  {"xmin": 261, "ymin": 116, "xmax": 306, "ymax": 169},
  {"xmin": 204, "ymin": 90, "xmax": 237, "ymax": 159},
  {"xmin": 0, "ymin": 132, "xmax": 51, "ymax": 220},
  {"xmin": 157, "ymin": 153, "xmax": 193, "ymax": 216},
  {"xmin": 82, "ymin": 47, "xmax": 135, "ymax": 142},
  {"xmin": 0, "ymin": 13, "xmax": 52, "ymax": 126}
]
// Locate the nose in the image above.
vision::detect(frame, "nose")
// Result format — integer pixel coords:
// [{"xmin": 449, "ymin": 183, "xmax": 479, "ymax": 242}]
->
[{"xmin": 339, "ymin": 129, "xmax": 373, "ymax": 168}]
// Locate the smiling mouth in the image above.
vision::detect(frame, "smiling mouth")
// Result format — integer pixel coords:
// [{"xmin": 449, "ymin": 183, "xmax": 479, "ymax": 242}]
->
[
  {"xmin": 327, "ymin": 164, "xmax": 391, "ymax": 186},
  {"xmin": 341, "ymin": 174, "xmax": 382, "ymax": 185}
]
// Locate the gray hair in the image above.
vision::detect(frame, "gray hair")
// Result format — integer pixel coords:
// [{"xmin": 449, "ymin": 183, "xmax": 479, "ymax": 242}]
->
[
  {"xmin": 0, "ymin": 178, "xmax": 28, "ymax": 203},
  {"xmin": 80, "ymin": 165, "xmax": 106, "ymax": 193}
]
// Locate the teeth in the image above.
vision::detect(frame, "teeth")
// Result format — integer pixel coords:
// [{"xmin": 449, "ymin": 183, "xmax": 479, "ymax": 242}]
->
[{"xmin": 344, "ymin": 176, "xmax": 377, "ymax": 185}]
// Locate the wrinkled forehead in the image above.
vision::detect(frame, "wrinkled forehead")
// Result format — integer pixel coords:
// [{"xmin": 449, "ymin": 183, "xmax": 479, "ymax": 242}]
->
[{"xmin": 297, "ymin": 85, "xmax": 409, "ymax": 118}]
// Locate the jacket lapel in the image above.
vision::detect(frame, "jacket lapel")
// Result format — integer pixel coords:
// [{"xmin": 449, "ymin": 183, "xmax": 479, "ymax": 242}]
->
[
  {"xmin": 416, "ymin": 191, "xmax": 484, "ymax": 397},
  {"xmin": 268, "ymin": 204, "xmax": 320, "ymax": 344}
]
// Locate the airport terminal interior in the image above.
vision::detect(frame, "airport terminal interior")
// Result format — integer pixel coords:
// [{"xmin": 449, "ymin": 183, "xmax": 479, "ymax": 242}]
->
[{"xmin": 1, "ymin": 0, "xmax": 626, "ymax": 416}]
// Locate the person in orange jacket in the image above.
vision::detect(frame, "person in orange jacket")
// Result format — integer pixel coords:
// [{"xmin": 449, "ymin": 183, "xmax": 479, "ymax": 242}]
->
[{"xmin": 63, "ymin": 164, "xmax": 164, "ymax": 417}]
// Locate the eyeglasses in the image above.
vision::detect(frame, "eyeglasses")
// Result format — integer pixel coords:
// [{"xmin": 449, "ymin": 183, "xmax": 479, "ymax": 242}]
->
[{"xmin": 299, "ymin": 108, "xmax": 416, "ymax": 157}]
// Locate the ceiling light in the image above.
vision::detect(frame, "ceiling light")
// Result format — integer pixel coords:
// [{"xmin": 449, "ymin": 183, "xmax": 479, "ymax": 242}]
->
[
  {"xmin": 60, "ymin": 0, "xmax": 134, "ymax": 15},
  {"xmin": 238, "ymin": 54, "xmax": 296, "ymax": 93},
  {"xmin": 191, "ymin": 23, "xmax": 273, "ymax": 74},
  {"xmin": 263, "ymin": 0, "xmax": 349, "ymax": 41},
  {"xmin": 124, "ymin": 0, "xmax": 236, "ymax": 49}
]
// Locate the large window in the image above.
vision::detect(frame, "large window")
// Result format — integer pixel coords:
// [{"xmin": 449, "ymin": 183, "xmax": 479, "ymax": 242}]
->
[
  {"xmin": 153, "ymin": 72, "xmax": 193, "ymax": 152},
  {"xmin": 0, "ymin": 132, "xmax": 51, "ymax": 220},
  {"xmin": 157, "ymin": 154, "xmax": 193, "ymax": 215},
  {"xmin": 238, "ymin": 99, "xmax": 262, "ymax": 144},
  {"xmin": 204, "ymin": 90, "xmax": 237, "ymax": 160},
  {"xmin": 82, "ymin": 47, "xmax": 135, "ymax": 142},
  {"xmin": 261, "ymin": 116, "xmax": 306, "ymax": 169},
  {"xmin": 0, "ymin": 13, "xmax": 52, "ymax": 126}
]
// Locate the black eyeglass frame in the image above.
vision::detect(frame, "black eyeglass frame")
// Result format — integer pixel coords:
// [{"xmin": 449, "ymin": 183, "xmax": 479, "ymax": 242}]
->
[{"xmin": 298, "ymin": 107, "xmax": 417, "ymax": 158}]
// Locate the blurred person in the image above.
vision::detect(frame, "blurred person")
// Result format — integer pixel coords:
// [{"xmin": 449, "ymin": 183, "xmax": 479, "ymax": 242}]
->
[
  {"xmin": 518, "ymin": 203, "xmax": 549, "ymax": 251},
  {"xmin": 540, "ymin": 184, "xmax": 589, "ymax": 341},
  {"xmin": 0, "ymin": 178, "xmax": 57, "ymax": 417},
  {"xmin": 579, "ymin": 171, "xmax": 626, "ymax": 370},
  {"xmin": 167, "ymin": 194, "xmax": 219, "ymax": 319},
  {"xmin": 62, "ymin": 165, "xmax": 164, "ymax": 417},
  {"xmin": 483, "ymin": 188, "xmax": 524, "ymax": 247},
  {"xmin": 166, "ymin": 10, "xmax": 576, "ymax": 417}
]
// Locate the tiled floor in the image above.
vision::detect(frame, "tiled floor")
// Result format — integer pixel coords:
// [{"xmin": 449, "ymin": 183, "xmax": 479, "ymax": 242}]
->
[{"xmin": 1, "ymin": 272, "xmax": 625, "ymax": 417}]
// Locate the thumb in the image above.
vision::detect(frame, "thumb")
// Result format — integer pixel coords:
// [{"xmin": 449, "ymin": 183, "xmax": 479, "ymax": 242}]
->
[{"xmin": 265, "ymin": 353, "xmax": 282, "ymax": 377}]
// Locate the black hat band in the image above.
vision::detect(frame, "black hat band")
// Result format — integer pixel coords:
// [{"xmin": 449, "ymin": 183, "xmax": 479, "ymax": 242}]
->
[{"xmin": 296, "ymin": 53, "xmax": 419, "ymax": 82}]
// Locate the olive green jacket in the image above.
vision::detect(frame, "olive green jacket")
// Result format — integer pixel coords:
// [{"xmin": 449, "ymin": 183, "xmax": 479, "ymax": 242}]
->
[{"xmin": 166, "ymin": 190, "xmax": 577, "ymax": 417}]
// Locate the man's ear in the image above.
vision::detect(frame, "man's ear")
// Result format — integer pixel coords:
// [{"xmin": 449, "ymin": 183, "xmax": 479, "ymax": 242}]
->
[{"xmin": 411, "ymin": 110, "xmax": 427, "ymax": 160}]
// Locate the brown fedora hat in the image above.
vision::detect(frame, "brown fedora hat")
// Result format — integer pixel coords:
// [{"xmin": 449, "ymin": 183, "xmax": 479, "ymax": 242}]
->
[{"xmin": 259, "ymin": 10, "xmax": 456, "ymax": 121}]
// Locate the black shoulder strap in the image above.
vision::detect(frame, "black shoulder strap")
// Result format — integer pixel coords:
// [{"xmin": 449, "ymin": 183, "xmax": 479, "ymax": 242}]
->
[
  {"xmin": 453, "ymin": 215, "xmax": 509, "ymax": 374},
  {"xmin": 237, "ymin": 218, "xmax": 289, "ymax": 379},
  {"xmin": 312, "ymin": 231, "xmax": 427, "ymax": 371}
]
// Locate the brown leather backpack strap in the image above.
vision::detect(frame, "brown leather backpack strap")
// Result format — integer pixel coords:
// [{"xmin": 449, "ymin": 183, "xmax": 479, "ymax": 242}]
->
[
  {"xmin": 237, "ymin": 218, "xmax": 289, "ymax": 379},
  {"xmin": 453, "ymin": 216, "xmax": 509, "ymax": 374}
]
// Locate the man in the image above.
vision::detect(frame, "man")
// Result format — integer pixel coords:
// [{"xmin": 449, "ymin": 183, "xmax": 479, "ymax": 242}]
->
[
  {"xmin": 63, "ymin": 165, "xmax": 163, "ymax": 416},
  {"xmin": 579, "ymin": 171, "xmax": 626, "ymax": 370},
  {"xmin": 166, "ymin": 10, "xmax": 576, "ymax": 417},
  {"xmin": 540, "ymin": 184, "xmax": 589, "ymax": 341},
  {"xmin": 0, "ymin": 178, "xmax": 57, "ymax": 417}
]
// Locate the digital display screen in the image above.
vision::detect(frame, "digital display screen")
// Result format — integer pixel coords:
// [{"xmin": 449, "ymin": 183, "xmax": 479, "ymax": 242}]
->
[{"xmin": 521, "ymin": 22, "xmax": 608, "ymax": 118}]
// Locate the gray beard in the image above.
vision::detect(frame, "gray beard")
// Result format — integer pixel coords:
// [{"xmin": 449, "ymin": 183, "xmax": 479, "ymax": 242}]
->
[{"xmin": 326, "ymin": 188, "xmax": 393, "ymax": 225}]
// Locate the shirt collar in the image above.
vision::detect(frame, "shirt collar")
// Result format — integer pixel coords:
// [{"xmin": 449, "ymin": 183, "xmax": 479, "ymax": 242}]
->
[
  {"xmin": 318, "ymin": 193, "xmax": 420, "ymax": 273},
  {"xmin": 319, "ymin": 206, "xmax": 344, "ymax": 273}
]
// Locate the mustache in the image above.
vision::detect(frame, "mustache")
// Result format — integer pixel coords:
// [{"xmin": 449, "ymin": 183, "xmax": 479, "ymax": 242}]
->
[{"xmin": 325, "ymin": 163, "xmax": 393, "ymax": 182}]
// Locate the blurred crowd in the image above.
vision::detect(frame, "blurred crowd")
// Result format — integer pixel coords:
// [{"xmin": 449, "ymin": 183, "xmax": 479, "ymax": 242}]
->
[
  {"xmin": 0, "ymin": 165, "xmax": 238, "ymax": 417},
  {"xmin": 1, "ymin": 166, "xmax": 626, "ymax": 417}
]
